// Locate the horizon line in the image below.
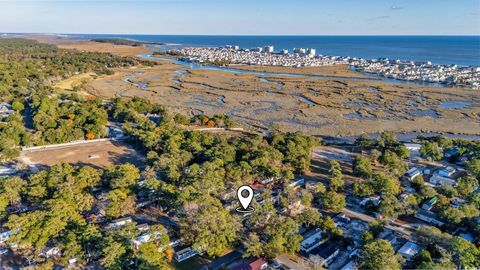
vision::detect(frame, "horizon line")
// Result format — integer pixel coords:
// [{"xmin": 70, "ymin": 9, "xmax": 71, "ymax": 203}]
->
[{"xmin": 3, "ymin": 32, "xmax": 480, "ymax": 37}]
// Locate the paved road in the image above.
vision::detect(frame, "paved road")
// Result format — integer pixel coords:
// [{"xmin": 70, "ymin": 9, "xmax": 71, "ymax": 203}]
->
[{"xmin": 133, "ymin": 213, "xmax": 180, "ymax": 228}]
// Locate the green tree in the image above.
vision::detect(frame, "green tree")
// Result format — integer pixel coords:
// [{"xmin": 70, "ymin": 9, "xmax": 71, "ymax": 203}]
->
[
  {"xmin": 379, "ymin": 150, "xmax": 407, "ymax": 176},
  {"xmin": 105, "ymin": 189, "xmax": 136, "ymax": 219},
  {"xmin": 12, "ymin": 101, "xmax": 24, "ymax": 112},
  {"xmin": 439, "ymin": 207, "xmax": 464, "ymax": 226},
  {"xmin": 353, "ymin": 156, "xmax": 373, "ymax": 179},
  {"xmin": 466, "ymin": 159, "xmax": 480, "ymax": 179},
  {"xmin": 137, "ymin": 242, "xmax": 171, "ymax": 270},
  {"xmin": 105, "ymin": 163, "xmax": 140, "ymax": 189},
  {"xmin": 456, "ymin": 176, "xmax": 478, "ymax": 197},
  {"xmin": 412, "ymin": 250, "xmax": 435, "ymax": 270},
  {"xmin": 320, "ymin": 216, "xmax": 342, "ymax": 237},
  {"xmin": 379, "ymin": 193, "xmax": 404, "ymax": 219},
  {"xmin": 329, "ymin": 160, "xmax": 344, "ymax": 191},
  {"xmin": 297, "ymin": 207, "xmax": 322, "ymax": 227},
  {"xmin": 359, "ymin": 239, "xmax": 402, "ymax": 270},
  {"xmin": 353, "ymin": 182, "xmax": 375, "ymax": 197},
  {"xmin": 101, "ymin": 239, "xmax": 127, "ymax": 269},
  {"xmin": 371, "ymin": 172, "xmax": 402, "ymax": 196},
  {"xmin": 244, "ymin": 233, "xmax": 264, "ymax": 258},
  {"xmin": 452, "ymin": 237, "xmax": 480, "ymax": 269},
  {"xmin": 420, "ymin": 142, "xmax": 443, "ymax": 161},
  {"xmin": 321, "ymin": 191, "xmax": 346, "ymax": 213},
  {"xmin": 263, "ymin": 215, "xmax": 302, "ymax": 258},
  {"xmin": 0, "ymin": 176, "xmax": 26, "ymax": 209},
  {"xmin": 181, "ymin": 199, "xmax": 239, "ymax": 257}
]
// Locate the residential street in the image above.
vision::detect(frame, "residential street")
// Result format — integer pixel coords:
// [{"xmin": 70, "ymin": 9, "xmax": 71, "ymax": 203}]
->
[{"xmin": 342, "ymin": 208, "xmax": 415, "ymax": 236}]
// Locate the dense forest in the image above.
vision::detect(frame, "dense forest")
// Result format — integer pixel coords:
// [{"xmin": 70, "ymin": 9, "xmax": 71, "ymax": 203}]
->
[
  {"xmin": 0, "ymin": 38, "xmax": 149, "ymax": 161},
  {"xmin": 92, "ymin": 38, "xmax": 163, "ymax": 47}
]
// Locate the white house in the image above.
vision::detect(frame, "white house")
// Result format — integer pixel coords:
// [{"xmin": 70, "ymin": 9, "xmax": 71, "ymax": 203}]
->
[
  {"xmin": 415, "ymin": 209, "xmax": 444, "ymax": 227},
  {"xmin": 0, "ymin": 166, "xmax": 17, "ymax": 177},
  {"xmin": 0, "ymin": 230, "xmax": 12, "ymax": 243},
  {"xmin": 106, "ymin": 217, "xmax": 132, "ymax": 230},
  {"xmin": 429, "ymin": 166, "xmax": 458, "ymax": 186},
  {"xmin": 403, "ymin": 167, "xmax": 422, "ymax": 181},
  {"xmin": 404, "ymin": 143, "xmax": 421, "ymax": 158},
  {"xmin": 0, "ymin": 104, "xmax": 13, "ymax": 116},
  {"xmin": 288, "ymin": 177, "xmax": 305, "ymax": 188},
  {"xmin": 300, "ymin": 228, "xmax": 323, "ymax": 252},
  {"xmin": 397, "ymin": 241, "xmax": 421, "ymax": 260},
  {"xmin": 174, "ymin": 247, "xmax": 197, "ymax": 262},
  {"xmin": 42, "ymin": 247, "xmax": 61, "ymax": 258}
]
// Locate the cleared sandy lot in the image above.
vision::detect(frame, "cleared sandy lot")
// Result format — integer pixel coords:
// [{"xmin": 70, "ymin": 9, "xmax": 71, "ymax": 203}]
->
[{"xmin": 23, "ymin": 140, "xmax": 145, "ymax": 169}]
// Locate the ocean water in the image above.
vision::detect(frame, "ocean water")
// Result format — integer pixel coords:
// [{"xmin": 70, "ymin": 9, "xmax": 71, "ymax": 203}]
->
[{"xmin": 72, "ymin": 34, "xmax": 480, "ymax": 66}]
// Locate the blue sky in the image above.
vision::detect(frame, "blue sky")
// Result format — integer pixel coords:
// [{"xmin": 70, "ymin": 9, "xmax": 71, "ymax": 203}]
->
[{"xmin": 0, "ymin": 0, "xmax": 479, "ymax": 35}]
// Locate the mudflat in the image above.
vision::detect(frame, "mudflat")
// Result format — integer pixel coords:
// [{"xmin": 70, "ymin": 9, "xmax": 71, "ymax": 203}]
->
[{"xmin": 32, "ymin": 36, "xmax": 480, "ymax": 137}]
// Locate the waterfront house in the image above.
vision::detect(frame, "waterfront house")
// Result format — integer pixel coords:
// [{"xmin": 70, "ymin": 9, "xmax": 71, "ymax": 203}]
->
[
  {"xmin": 451, "ymin": 197, "xmax": 467, "ymax": 208},
  {"xmin": 378, "ymin": 230, "xmax": 399, "ymax": 247},
  {"xmin": 333, "ymin": 213, "xmax": 351, "ymax": 227},
  {"xmin": 403, "ymin": 143, "xmax": 421, "ymax": 158},
  {"xmin": 340, "ymin": 260, "xmax": 357, "ymax": 270}
]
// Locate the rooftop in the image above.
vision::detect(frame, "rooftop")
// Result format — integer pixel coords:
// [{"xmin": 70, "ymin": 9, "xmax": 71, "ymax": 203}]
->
[
  {"xmin": 309, "ymin": 241, "xmax": 342, "ymax": 258},
  {"xmin": 398, "ymin": 241, "xmax": 421, "ymax": 259}
]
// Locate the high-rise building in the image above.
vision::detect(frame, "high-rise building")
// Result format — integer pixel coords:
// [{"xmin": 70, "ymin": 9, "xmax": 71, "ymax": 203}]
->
[
  {"xmin": 293, "ymin": 48, "xmax": 307, "ymax": 54},
  {"xmin": 264, "ymin": 45, "xmax": 274, "ymax": 53},
  {"xmin": 307, "ymin": 48, "xmax": 316, "ymax": 56}
]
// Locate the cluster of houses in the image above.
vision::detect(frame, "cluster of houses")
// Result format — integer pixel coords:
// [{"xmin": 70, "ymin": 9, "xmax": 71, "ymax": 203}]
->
[
  {"xmin": 400, "ymin": 144, "xmax": 476, "ymax": 229},
  {"xmin": 295, "ymin": 212, "xmax": 426, "ymax": 269},
  {"xmin": 168, "ymin": 46, "xmax": 480, "ymax": 89}
]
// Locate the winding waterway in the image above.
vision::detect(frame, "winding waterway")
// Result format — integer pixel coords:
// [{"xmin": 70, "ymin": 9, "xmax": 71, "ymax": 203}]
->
[{"xmin": 139, "ymin": 53, "xmax": 446, "ymax": 87}]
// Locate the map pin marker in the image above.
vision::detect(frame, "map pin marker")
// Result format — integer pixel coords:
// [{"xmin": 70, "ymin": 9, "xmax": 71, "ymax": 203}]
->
[{"xmin": 237, "ymin": 185, "xmax": 254, "ymax": 213}]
